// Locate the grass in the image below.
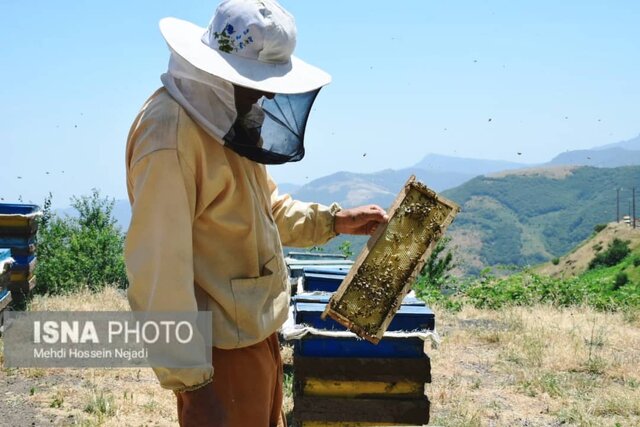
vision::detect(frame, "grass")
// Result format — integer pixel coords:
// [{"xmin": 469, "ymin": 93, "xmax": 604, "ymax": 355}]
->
[
  {"xmin": 84, "ymin": 391, "xmax": 115, "ymax": 417},
  {"xmin": 1, "ymin": 287, "xmax": 639, "ymax": 426},
  {"xmin": 427, "ymin": 304, "xmax": 640, "ymax": 426}
]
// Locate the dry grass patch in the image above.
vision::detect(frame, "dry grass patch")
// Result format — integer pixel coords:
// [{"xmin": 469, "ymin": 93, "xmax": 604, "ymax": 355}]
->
[
  {"xmin": 27, "ymin": 286, "xmax": 130, "ymax": 311},
  {"xmin": 427, "ymin": 304, "xmax": 640, "ymax": 426}
]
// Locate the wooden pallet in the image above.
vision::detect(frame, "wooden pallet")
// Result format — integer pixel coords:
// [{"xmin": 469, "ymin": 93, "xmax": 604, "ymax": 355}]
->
[{"xmin": 322, "ymin": 176, "xmax": 459, "ymax": 343}]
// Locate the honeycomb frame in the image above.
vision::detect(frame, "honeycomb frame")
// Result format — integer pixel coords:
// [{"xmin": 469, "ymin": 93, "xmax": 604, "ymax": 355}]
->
[{"xmin": 322, "ymin": 175, "xmax": 460, "ymax": 344}]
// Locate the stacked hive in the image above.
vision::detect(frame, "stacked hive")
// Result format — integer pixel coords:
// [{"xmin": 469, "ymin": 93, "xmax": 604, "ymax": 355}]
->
[
  {"xmin": 0, "ymin": 204, "xmax": 41, "ymax": 305},
  {"xmin": 286, "ymin": 270, "xmax": 434, "ymax": 426},
  {"xmin": 285, "ymin": 252, "xmax": 353, "ymax": 297}
]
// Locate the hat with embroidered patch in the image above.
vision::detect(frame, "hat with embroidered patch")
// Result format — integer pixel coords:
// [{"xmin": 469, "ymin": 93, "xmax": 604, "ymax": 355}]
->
[{"xmin": 159, "ymin": 0, "xmax": 331, "ymax": 94}]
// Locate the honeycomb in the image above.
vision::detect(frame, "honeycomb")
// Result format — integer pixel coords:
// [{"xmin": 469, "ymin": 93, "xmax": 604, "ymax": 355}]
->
[{"xmin": 323, "ymin": 176, "xmax": 460, "ymax": 343}]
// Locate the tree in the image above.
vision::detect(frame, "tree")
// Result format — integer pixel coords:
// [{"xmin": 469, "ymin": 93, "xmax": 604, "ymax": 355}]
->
[
  {"xmin": 413, "ymin": 237, "xmax": 455, "ymax": 299},
  {"xmin": 36, "ymin": 190, "xmax": 128, "ymax": 295},
  {"xmin": 588, "ymin": 238, "xmax": 631, "ymax": 269}
]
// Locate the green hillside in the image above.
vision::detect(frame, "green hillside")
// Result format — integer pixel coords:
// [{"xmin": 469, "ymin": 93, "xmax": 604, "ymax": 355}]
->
[
  {"xmin": 443, "ymin": 165, "xmax": 640, "ymax": 274},
  {"xmin": 456, "ymin": 231, "xmax": 640, "ymax": 311}
]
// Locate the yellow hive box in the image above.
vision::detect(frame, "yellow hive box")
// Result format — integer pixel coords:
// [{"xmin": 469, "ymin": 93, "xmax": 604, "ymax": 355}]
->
[
  {"xmin": 0, "ymin": 204, "xmax": 41, "ymax": 236},
  {"xmin": 301, "ymin": 378, "xmax": 424, "ymax": 399}
]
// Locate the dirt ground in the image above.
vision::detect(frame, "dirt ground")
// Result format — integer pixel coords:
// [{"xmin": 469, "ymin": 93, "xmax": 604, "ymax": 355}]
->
[{"xmin": 1, "ymin": 288, "xmax": 639, "ymax": 426}]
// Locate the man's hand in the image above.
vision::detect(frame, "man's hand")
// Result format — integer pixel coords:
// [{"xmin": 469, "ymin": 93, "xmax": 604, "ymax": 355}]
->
[
  {"xmin": 179, "ymin": 382, "xmax": 225, "ymax": 426},
  {"xmin": 334, "ymin": 205, "xmax": 389, "ymax": 235}
]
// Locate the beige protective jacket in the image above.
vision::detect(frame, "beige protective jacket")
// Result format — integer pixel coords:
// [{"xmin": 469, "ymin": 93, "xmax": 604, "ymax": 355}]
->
[{"xmin": 124, "ymin": 88, "xmax": 339, "ymax": 391}]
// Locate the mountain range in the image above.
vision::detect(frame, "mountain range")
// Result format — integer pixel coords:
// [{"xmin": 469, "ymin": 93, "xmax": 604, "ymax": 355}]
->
[
  {"xmin": 58, "ymin": 134, "xmax": 640, "ymax": 274},
  {"xmin": 289, "ymin": 134, "xmax": 640, "ymax": 209}
]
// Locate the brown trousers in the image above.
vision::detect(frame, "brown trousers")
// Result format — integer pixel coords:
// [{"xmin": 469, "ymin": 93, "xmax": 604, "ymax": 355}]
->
[{"xmin": 176, "ymin": 333, "xmax": 286, "ymax": 427}]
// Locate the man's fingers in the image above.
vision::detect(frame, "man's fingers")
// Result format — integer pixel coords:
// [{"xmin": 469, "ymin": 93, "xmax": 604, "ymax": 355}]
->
[
  {"xmin": 368, "ymin": 205, "xmax": 389, "ymax": 219},
  {"xmin": 335, "ymin": 205, "xmax": 389, "ymax": 235}
]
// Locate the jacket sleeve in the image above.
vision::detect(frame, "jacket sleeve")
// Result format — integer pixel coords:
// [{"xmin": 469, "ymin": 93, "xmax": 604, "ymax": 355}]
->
[
  {"xmin": 125, "ymin": 149, "xmax": 214, "ymax": 392},
  {"xmin": 267, "ymin": 173, "xmax": 341, "ymax": 247}
]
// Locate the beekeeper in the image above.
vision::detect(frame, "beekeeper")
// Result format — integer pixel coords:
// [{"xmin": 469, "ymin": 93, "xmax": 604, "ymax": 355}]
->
[{"xmin": 124, "ymin": 1, "xmax": 388, "ymax": 426}]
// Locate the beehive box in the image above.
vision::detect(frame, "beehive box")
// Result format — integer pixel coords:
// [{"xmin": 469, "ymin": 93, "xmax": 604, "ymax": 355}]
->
[
  {"xmin": 292, "ymin": 295, "xmax": 434, "ymax": 356},
  {"xmin": 286, "ymin": 256, "xmax": 354, "ymax": 297},
  {"xmin": 10, "ymin": 257, "xmax": 36, "ymax": 283},
  {"xmin": 302, "ymin": 271, "xmax": 347, "ymax": 293},
  {"xmin": 0, "ymin": 235, "xmax": 36, "ymax": 264},
  {"xmin": 323, "ymin": 176, "xmax": 459, "ymax": 343},
  {"xmin": 286, "ymin": 258, "xmax": 353, "ymax": 279},
  {"xmin": 0, "ymin": 203, "xmax": 41, "ymax": 236},
  {"xmin": 293, "ymin": 355, "xmax": 431, "ymax": 426},
  {"xmin": 287, "ymin": 252, "xmax": 348, "ymax": 261},
  {"xmin": 295, "ymin": 293, "xmax": 434, "ymax": 332}
]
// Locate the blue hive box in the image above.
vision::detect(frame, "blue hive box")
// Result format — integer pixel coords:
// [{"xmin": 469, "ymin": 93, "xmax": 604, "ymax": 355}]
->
[
  {"xmin": 292, "ymin": 293, "xmax": 434, "ymax": 358},
  {"xmin": 302, "ymin": 267, "xmax": 351, "ymax": 275},
  {"xmin": 294, "ymin": 293, "xmax": 434, "ymax": 332},
  {"xmin": 0, "ymin": 235, "xmax": 36, "ymax": 264},
  {"xmin": 301, "ymin": 271, "xmax": 346, "ymax": 293},
  {"xmin": 294, "ymin": 334, "xmax": 426, "ymax": 358},
  {"xmin": 287, "ymin": 252, "xmax": 347, "ymax": 261},
  {"xmin": 286, "ymin": 256, "xmax": 354, "ymax": 279}
]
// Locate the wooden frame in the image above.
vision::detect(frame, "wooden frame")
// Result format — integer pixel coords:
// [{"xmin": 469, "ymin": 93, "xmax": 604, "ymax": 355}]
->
[{"xmin": 322, "ymin": 176, "xmax": 459, "ymax": 343}]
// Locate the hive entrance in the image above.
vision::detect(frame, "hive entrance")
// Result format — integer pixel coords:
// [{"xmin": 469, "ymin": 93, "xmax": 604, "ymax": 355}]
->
[{"xmin": 322, "ymin": 176, "xmax": 459, "ymax": 343}]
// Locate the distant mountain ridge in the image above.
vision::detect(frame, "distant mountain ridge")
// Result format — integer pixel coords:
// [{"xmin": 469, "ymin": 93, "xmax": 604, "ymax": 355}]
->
[
  {"xmin": 594, "ymin": 134, "xmax": 640, "ymax": 151},
  {"xmin": 543, "ymin": 134, "xmax": 640, "ymax": 168},
  {"xmin": 292, "ymin": 134, "xmax": 640, "ymax": 209},
  {"xmin": 413, "ymin": 153, "xmax": 529, "ymax": 176},
  {"xmin": 63, "ymin": 133, "xmax": 640, "ymax": 239},
  {"xmin": 291, "ymin": 168, "xmax": 476, "ymax": 208},
  {"xmin": 547, "ymin": 147, "xmax": 640, "ymax": 168}
]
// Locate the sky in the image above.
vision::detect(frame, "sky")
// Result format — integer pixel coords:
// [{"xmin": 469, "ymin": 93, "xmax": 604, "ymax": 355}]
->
[{"xmin": 1, "ymin": 0, "xmax": 639, "ymax": 208}]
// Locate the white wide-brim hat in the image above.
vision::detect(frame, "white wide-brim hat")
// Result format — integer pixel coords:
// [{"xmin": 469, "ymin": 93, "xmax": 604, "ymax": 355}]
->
[{"xmin": 159, "ymin": 0, "xmax": 331, "ymax": 95}]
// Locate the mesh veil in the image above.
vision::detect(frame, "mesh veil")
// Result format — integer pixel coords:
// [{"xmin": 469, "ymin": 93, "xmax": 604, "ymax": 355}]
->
[{"xmin": 223, "ymin": 89, "xmax": 321, "ymax": 164}]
